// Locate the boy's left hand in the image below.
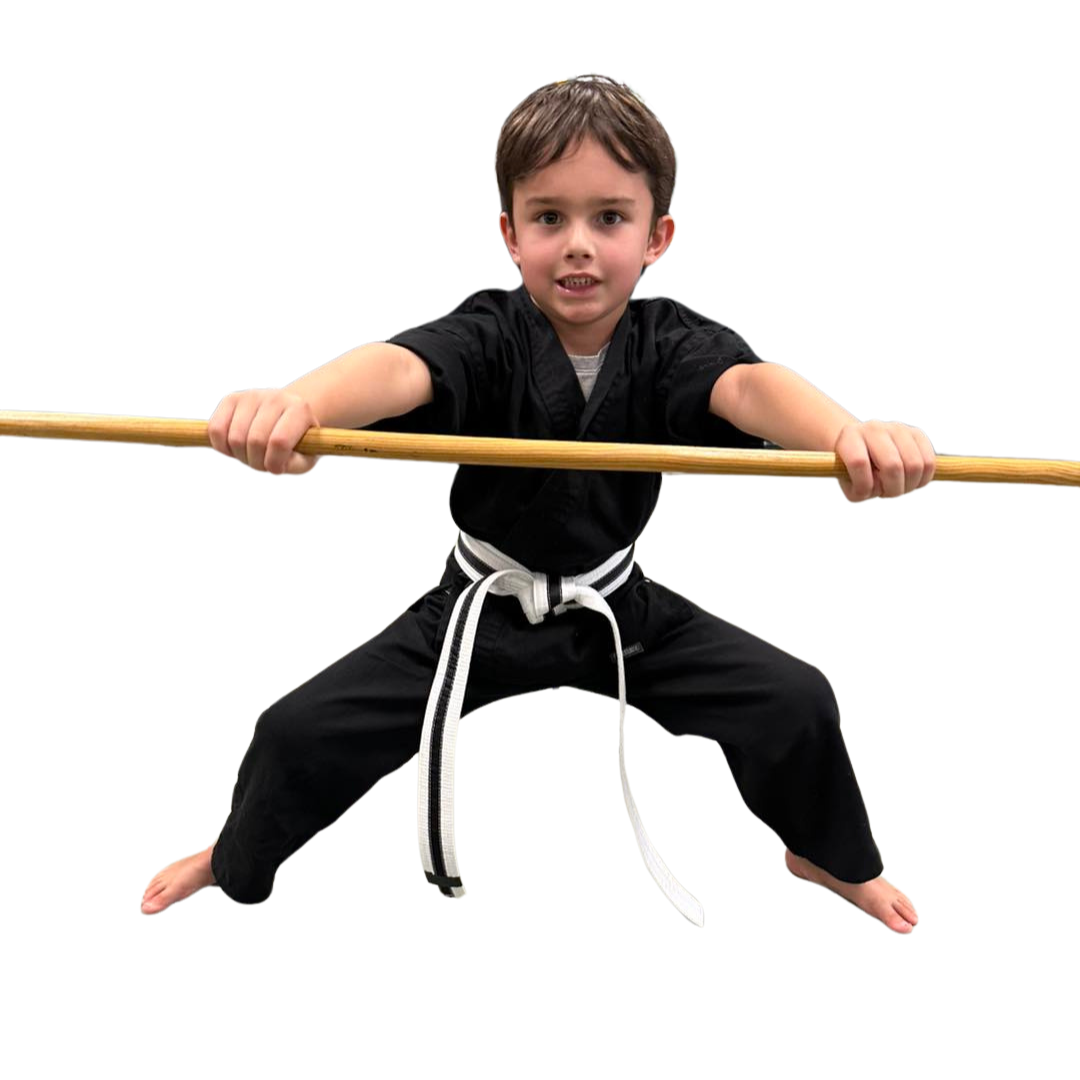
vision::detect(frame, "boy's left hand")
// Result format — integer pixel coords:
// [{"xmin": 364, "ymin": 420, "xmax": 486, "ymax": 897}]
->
[{"xmin": 834, "ymin": 420, "xmax": 936, "ymax": 502}]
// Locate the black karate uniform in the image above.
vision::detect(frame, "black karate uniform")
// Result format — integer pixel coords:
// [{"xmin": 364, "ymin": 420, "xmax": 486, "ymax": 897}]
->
[{"xmin": 210, "ymin": 285, "xmax": 884, "ymax": 903}]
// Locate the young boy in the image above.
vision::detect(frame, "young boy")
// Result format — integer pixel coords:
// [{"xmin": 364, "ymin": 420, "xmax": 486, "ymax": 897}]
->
[{"xmin": 142, "ymin": 75, "xmax": 933, "ymax": 932}]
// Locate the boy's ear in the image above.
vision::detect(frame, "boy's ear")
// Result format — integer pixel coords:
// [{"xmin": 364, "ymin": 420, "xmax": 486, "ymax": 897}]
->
[
  {"xmin": 499, "ymin": 211, "xmax": 522, "ymax": 267},
  {"xmin": 643, "ymin": 215, "xmax": 675, "ymax": 268}
]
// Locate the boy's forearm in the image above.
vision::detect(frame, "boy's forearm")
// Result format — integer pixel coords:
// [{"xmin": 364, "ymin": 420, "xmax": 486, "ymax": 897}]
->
[
  {"xmin": 284, "ymin": 343, "xmax": 431, "ymax": 430},
  {"xmin": 722, "ymin": 363, "xmax": 859, "ymax": 451}
]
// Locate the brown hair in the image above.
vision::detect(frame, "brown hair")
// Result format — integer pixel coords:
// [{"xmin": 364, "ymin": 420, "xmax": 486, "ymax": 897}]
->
[{"xmin": 496, "ymin": 74, "xmax": 676, "ymax": 239}]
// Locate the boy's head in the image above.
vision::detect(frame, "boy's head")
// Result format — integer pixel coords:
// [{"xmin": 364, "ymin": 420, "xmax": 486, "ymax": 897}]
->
[{"xmin": 496, "ymin": 75, "xmax": 676, "ymax": 352}]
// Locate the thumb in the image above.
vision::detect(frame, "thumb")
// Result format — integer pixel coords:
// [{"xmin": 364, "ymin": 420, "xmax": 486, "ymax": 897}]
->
[{"xmin": 284, "ymin": 451, "xmax": 320, "ymax": 475}]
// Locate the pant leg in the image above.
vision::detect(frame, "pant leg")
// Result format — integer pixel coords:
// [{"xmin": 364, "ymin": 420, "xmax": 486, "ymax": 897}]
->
[
  {"xmin": 210, "ymin": 557, "xmax": 520, "ymax": 904},
  {"xmin": 564, "ymin": 572, "xmax": 884, "ymax": 884}
]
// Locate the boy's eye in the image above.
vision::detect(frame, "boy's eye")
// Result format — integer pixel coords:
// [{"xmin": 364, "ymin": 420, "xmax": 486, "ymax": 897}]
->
[{"xmin": 536, "ymin": 210, "xmax": 624, "ymax": 226}]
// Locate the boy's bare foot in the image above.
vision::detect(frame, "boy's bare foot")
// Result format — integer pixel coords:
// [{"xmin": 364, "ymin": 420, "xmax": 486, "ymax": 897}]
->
[
  {"xmin": 141, "ymin": 844, "xmax": 218, "ymax": 914},
  {"xmin": 784, "ymin": 849, "xmax": 918, "ymax": 934}
]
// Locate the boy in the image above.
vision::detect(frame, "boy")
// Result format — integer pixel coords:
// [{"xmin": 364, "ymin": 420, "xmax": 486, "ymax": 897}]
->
[{"xmin": 142, "ymin": 75, "xmax": 932, "ymax": 932}]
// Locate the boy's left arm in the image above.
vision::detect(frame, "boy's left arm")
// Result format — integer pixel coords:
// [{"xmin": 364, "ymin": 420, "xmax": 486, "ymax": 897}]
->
[{"xmin": 710, "ymin": 363, "xmax": 936, "ymax": 502}]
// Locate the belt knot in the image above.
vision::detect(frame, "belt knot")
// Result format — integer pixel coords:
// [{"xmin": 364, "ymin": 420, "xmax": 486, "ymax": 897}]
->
[{"xmin": 494, "ymin": 569, "xmax": 584, "ymax": 625}]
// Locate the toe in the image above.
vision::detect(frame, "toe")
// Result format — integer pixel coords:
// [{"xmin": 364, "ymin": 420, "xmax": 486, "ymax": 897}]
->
[
  {"xmin": 893, "ymin": 897, "xmax": 918, "ymax": 925},
  {"xmin": 889, "ymin": 907, "xmax": 916, "ymax": 932},
  {"xmin": 141, "ymin": 880, "xmax": 172, "ymax": 912}
]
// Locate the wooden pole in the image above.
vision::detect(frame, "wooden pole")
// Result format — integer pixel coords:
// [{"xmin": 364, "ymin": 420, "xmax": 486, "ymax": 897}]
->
[{"xmin": 1, "ymin": 409, "xmax": 1077, "ymax": 486}]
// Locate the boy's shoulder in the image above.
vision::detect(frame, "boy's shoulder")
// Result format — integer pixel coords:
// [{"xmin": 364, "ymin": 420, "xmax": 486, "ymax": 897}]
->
[{"xmin": 627, "ymin": 292, "xmax": 740, "ymax": 338}]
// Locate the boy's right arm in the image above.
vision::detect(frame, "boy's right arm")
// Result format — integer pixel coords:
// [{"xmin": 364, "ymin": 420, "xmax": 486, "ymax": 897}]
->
[
  {"xmin": 207, "ymin": 343, "xmax": 434, "ymax": 474},
  {"xmin": 285, "ymin": 342, "xmax": 435, "ymax": 429}
]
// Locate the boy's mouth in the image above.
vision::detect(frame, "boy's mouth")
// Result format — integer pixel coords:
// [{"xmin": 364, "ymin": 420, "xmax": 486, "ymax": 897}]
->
[{"xmin": 557, "ymin": 276, "xmax": 599, "ymax": 295}]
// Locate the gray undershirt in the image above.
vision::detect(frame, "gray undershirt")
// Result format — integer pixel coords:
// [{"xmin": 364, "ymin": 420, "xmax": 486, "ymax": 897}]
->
[{"xmin": 567, "ymin": 340, "xmax": 611, "ymax": 402}]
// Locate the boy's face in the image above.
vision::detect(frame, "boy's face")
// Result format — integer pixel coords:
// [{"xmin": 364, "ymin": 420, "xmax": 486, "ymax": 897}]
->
[{"xmin": 500, "ymin": 134, "xmax": 674, "ymax": 353}]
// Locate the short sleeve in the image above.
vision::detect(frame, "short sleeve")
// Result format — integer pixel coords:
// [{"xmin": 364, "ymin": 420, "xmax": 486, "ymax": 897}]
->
[
  {"xmin": 653, "ymin": 302, "xmax": 768, "ymax": 449},
  {"xmin": 362, "ymin": 293, "xmax": 500, "ymax": 435}
]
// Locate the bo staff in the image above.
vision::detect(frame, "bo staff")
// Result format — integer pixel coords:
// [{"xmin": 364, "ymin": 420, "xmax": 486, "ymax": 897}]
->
[{"xmin": 1, "ymin": 409, "xmax": 1078, "ymax": 486}]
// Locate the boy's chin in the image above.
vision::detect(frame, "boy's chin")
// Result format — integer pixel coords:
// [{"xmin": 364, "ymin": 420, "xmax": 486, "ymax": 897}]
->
[{"xmin": 526, "ymin": 283, "xmax": 631, "ymax": 320}]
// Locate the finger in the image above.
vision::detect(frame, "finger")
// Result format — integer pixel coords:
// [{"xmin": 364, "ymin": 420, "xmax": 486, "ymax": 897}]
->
[
  {"xmin": 865, "ymin": 424, "xmax": 905, "ymax": 498},
  {"xmin": 891, "ymin": 426, "xmax": 925, "ymax": 494},
  {"xmin": 836, "ymin": 428, "xmax": 873, "ymax": 501},
  {"xmin": 208, "ymin": 395, "xmax": 239, "ymax": 457},
  {"xmin": 263, "ymin": 412, "xmax": 296, "ymax": 475},
  {"xmin": 227, "ymin": 398, "xmax": 261, "ymax": 466},
  {"xmin": 245, "ymin": 404, "xmax": 282, "ymax": 473},
  {"xmin": 909, "ymin": 427, "xmax": 937, "ymax": 487},
  {"xmin": 265, "ymin": 410, "xmax": 311, "ymax": 475}
]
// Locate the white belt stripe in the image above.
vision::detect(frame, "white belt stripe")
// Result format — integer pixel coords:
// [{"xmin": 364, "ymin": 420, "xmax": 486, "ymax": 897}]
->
[{"xmin": 417, "ymin": 531, "xmax": 705, "ymax": 926}]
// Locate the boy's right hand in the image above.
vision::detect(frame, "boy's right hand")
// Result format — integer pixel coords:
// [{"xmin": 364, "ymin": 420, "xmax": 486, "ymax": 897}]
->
[{"xmin": 208, "ymin": 389, "xmax": 321, "ymax": 475}]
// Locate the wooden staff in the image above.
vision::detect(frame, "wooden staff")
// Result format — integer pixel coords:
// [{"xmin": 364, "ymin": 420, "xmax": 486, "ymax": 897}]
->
[{"xmin": 1, "ymin": 409, "xmax": 1077, "ymax": 486}]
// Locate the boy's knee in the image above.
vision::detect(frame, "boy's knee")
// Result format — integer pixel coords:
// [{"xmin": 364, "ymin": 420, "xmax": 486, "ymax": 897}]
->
[
  {"xmin": 253, "ymin": 696, "xmax": 309, "ymax": 753},
  {"xmin": 775, "ymin": 661, "xmax": 840, "ymax": 735}
]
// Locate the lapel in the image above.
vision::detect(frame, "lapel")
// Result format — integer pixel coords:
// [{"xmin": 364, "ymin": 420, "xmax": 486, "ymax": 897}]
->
[{"xmin": 516, "ymin": 285, "xmax": 631, "ymax": 440}]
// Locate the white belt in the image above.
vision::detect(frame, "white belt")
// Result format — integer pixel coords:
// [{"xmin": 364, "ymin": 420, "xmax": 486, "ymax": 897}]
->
[{"xmin": 417, "ymin": 531, "xmax": 705, "ymax": 926}]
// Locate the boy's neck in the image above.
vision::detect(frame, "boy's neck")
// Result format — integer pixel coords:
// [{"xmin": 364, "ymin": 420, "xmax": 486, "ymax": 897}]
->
[{"xmin": 525, "ymin": 290, "xmax": 622, "ymax": 356}]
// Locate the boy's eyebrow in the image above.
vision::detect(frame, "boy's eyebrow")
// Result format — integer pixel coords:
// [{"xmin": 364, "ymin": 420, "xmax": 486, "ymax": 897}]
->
[{"xmin": 523, "ymin": 195, "xmax": 637, "ymax": 208}]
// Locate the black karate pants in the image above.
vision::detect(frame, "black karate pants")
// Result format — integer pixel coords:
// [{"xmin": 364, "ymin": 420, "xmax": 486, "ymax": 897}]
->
[{"xmin": 210, "ymin": 551, "xmax": 884, "ymax": 902}]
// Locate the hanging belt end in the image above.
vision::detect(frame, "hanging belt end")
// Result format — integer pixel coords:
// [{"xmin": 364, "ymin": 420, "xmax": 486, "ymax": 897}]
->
[{"xmin": 426, "ymin": 870, "xmax": 465, "ymax": 898}]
